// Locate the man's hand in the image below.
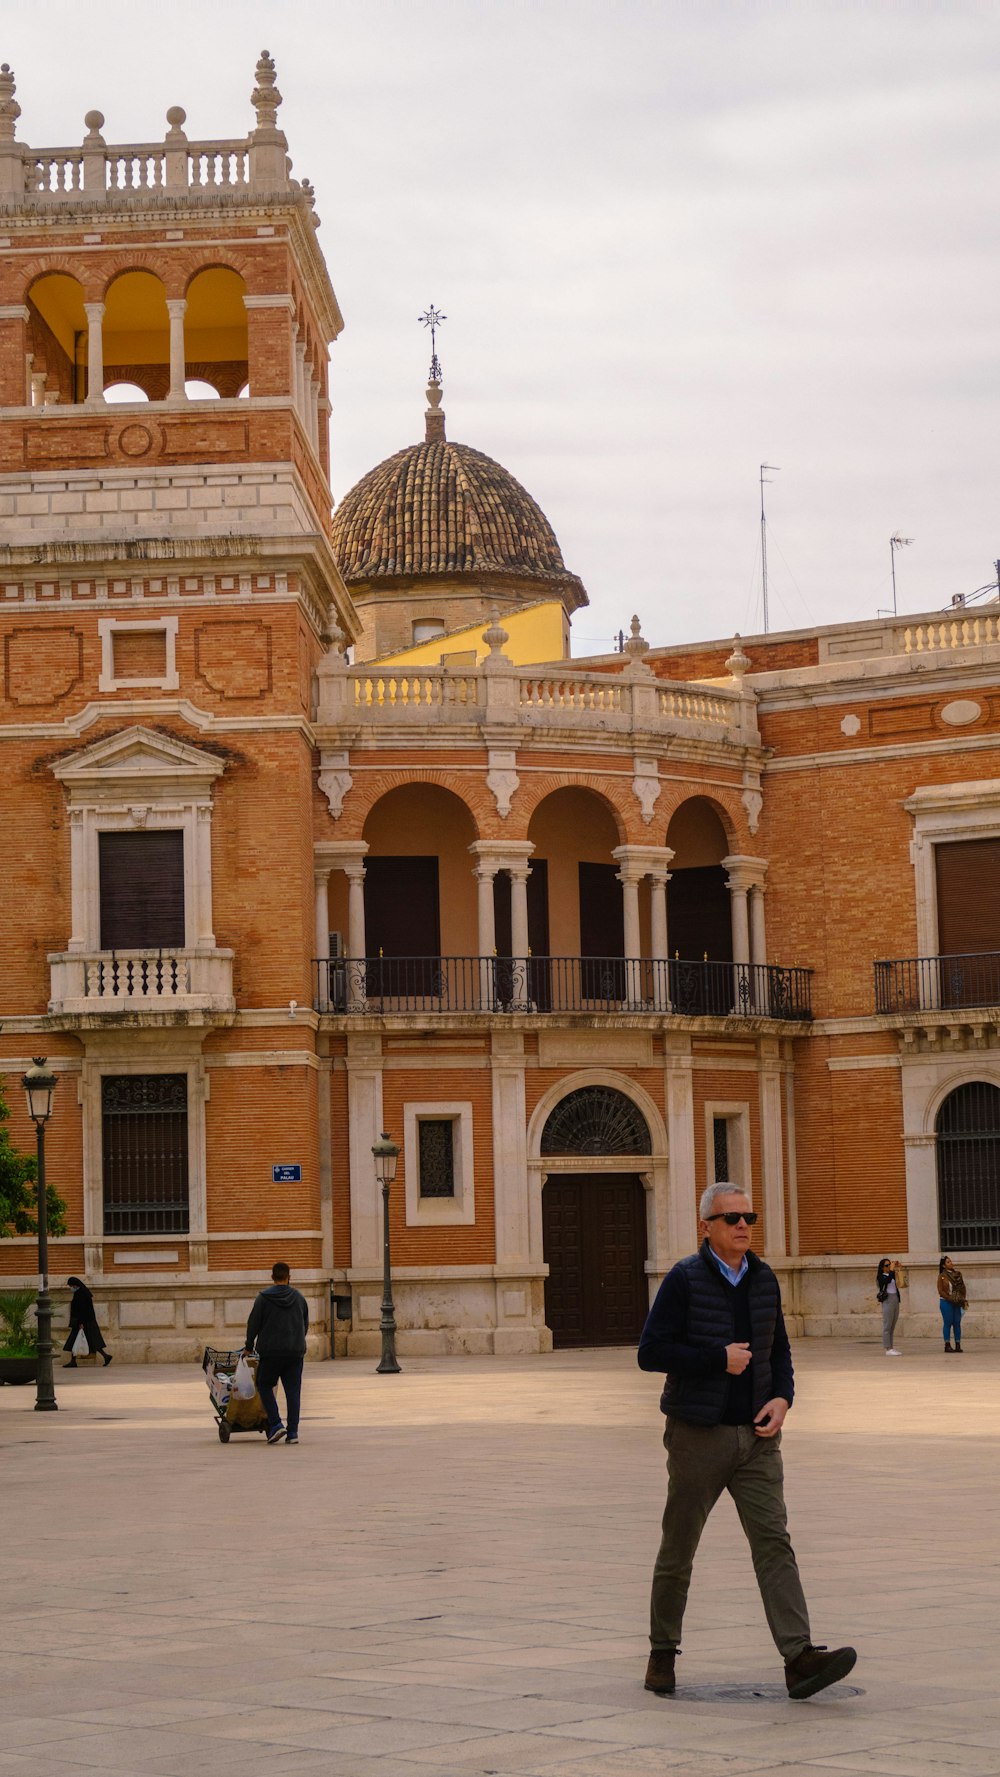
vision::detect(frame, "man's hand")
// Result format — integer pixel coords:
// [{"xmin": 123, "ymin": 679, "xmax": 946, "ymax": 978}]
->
[
  {"xmin": 754, "ymin": 1397, "xmax": 789, "ymax": 1438},
  {"xmin": 725, "ymin": 1341, "xmax": 751, "ymax": 1374}
]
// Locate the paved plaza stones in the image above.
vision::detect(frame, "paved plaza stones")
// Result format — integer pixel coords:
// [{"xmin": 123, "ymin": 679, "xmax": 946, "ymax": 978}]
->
[{"xmin": 3, "ymin": 1340, "xmax": 1000, "ymax": 1776}]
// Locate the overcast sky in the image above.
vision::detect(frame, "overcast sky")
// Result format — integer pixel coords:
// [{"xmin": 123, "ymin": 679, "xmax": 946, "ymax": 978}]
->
[{"xmin": 6, "ymin": 1, "xmax": 1000, "ymax": 653}]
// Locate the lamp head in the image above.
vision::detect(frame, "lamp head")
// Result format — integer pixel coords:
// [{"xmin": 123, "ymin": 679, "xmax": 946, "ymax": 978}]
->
[
  {"xmin": 22, "ymin": 1057, "xmax": 57, "ymax": 1125},
  {"xmin": 371, "ymin": 1130, "xmax": 400, "ymax": 1186}
]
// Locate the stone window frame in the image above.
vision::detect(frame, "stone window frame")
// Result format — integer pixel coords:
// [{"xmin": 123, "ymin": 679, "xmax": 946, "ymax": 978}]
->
[
  {"xmin": 905, "ymin": 779, "xmax": 1000, "ymax": 958},
  {"xmin": 98, "ymin": 616, "xmax": 179, "ymax": 692},
  {"xmin": 403, "ymin": 1101, "xmax": 475, "ymax": 1226},
  {"xmin": 52, "ymin": 727, "xmax": 224, "ymax": 955},
  {"xmin": 80, "ymin": 1051, "xmax": 209, "ymax": 1267},
  {"xmin": 703, "ymin": 1100, "xmax": 752, "ymax": 1196}
]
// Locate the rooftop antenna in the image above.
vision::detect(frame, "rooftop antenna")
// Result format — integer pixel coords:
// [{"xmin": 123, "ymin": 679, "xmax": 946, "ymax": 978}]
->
[
  {"xmin": 759, "ymin": 464, "xmax": 780, "ymax": 634},
  {"xmin": 889, "ymin": 533, "xmax": 913, "ymax": 616}
]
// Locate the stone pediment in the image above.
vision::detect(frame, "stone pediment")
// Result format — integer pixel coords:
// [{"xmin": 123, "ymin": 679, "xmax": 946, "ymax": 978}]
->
[{"xmin": 52, "ymin": 725, "xmax": 226, "ymax": 803}]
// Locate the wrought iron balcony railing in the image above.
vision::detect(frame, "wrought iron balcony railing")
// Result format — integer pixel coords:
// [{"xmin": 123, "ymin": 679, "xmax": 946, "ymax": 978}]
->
[
  {"xmin": 313, "ymin": 956, "xmax": 813, "ymax": 1020},
  {"xmin": 874, "ymin": 951, "xmax": 1000, "ymax": 1015}
]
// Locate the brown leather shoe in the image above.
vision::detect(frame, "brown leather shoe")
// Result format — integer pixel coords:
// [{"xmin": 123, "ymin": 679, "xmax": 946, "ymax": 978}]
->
[
  {"xmin": 644, "ymin": 1649, "xmax": 677, "ymax": 1695},
  {"xmin": 785, "ymin": 1643, "xmax": 857, "ymax": 1700}
]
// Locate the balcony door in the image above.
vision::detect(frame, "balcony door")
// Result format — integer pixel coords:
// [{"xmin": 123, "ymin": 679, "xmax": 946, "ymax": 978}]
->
[
  {"xmin": 935, "ymin": 840, "xmax": 1000, "ymax": 1007},
  {"xmin": 99, "ymin": 830, "xmax": 185, "ymax": 949},
  {"xmin": 363, "ymin": 855, "xmax": 440, "ymax": 998}
]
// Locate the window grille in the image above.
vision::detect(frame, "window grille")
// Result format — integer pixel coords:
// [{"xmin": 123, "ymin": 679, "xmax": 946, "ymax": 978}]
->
[
  {"xmin": 541, "ymin": 1087, "xmax": 651, "ymax": 1157},
  {"xmin": 418, "ymin": 1119, "xmax": 455, "ymax": 1198},
  {"xmin": 713, "ymin": 1116, "xmax": 730, "ymax": 1182},
  {"xmin": 936, "ymin": 1081, "xmax": 1000, "ymax": 1251},
  {"xmin": 102, "ymin": 1073, "xmax": 189, "ymax": 1235}
]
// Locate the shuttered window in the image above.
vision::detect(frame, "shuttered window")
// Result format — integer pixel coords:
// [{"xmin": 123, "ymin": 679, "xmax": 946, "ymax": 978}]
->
[
  {"xmin": 364, "ymin": 857, "xmax": 440, "ymax": 957},
  {"xmin": 99, "ymin": 831, "xmax": 185, "ymax": 950},
  {"xmin": 935, "ymin": 839, "xmax": 1000, "ymax": 955}
]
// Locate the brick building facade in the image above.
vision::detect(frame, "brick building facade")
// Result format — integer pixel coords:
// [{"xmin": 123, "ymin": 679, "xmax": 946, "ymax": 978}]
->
[{"xmin": 1, "ymin": 59, "xmax": 998, "ymax": 1357}]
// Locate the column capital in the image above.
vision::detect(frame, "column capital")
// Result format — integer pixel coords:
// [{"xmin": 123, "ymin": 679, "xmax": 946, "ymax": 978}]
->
[
  {"xmin": 612, "ymin": 843, "xmax": 675, "ymax": 880},
  {"xmin": 722, "ymin": 853, "xmax": 768, "ymax": 891},
  {"xmin": 165, "ymin": 297, "xmax": 187, "ymax": 317},
  {"xmin": 83, "ymin": 300, "xmax": 105, "ymax": 320},
  {"xmin": 468, "ymin": 839, "xmax": 534, "ymax": 872},
  {"xmin": 315, "ymin": 838, "xmax": 368, "ymax": 874}
]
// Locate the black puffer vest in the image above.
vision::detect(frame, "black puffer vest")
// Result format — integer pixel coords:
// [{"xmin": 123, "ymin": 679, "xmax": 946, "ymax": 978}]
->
[{"xmin": 661, "ymin": 1244, "xmax": 779, "ymax": 1425}]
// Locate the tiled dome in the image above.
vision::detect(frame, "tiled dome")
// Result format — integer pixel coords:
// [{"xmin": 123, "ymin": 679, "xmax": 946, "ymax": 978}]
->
[{"xmin": 331, "ymin": 436, "xmax": 584, "ymax": 599}]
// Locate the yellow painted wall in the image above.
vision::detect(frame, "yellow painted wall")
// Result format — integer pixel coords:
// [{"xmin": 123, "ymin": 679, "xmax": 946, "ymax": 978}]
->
[{"xmin": 372, "ymin": 600, "xmax": 569, "ymax": 669}]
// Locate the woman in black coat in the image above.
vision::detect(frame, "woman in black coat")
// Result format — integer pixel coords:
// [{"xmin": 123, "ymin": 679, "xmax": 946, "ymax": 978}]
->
[{"xmin": 63, "ymin": 1277, "xmax": 112, "ymax": 1367}]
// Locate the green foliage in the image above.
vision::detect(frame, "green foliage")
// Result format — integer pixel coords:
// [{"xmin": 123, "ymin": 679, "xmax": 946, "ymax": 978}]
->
[
  {"xmin": 0, "ymin": 1076, "xmax": 67, "ymax": 1240},
  {"xmin": 0, "ymin": 1287, "xmax": 38, "ymax": 1355}
]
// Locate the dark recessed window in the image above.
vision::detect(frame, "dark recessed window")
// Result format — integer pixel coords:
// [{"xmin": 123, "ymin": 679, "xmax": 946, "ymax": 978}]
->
[
  {"xmin": 713, "ymin": 1117, "xmax": 730, "ymax": 1183},
  {"xmin": 99, "ymin": 831, "xmax": 185, "ymax": 950},
  {"xmin": 102, "ymin": 1073, "xmax": 189, "ymax": 1235},
  {"xmin": 418, "ymin": 1119, "xmax": 455, "ymax": 1198}
]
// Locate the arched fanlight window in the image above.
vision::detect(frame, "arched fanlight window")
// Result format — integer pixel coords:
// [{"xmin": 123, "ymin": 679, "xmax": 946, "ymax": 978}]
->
[
  {"xmin": 541, "ymin": 1087, "xmax": 651, "ymax": 1157},
  {"xmin": 104, "ymin": 382, "xmax": 150, "ymax": 404},
  {"xmin": 936, "ymin": 1081, "xmax": 1000, "ymax": 1251}
]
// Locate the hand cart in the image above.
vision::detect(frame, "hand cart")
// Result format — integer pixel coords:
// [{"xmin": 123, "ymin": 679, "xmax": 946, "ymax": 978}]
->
[{"xmin": 202, "ymin": 1345, "xmax": 269, "ymax": 1443}]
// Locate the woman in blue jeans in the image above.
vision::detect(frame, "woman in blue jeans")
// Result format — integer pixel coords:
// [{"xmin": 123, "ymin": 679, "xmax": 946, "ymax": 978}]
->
[{"xmin": 937, "ymin": 1256, "xmax": 967, "ymax": 1352}]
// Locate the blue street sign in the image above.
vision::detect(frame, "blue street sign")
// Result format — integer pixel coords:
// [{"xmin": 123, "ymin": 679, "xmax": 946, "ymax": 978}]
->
[{"xmin": 272, "ymin": 1164, "xmax": 302, "ymax": 1183}]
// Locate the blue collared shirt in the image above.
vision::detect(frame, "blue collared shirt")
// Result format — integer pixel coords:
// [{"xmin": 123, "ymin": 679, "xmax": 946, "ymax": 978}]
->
[{"xmin": 707, "ymin": 1247, "xmax": 748, "ymax": 1287}]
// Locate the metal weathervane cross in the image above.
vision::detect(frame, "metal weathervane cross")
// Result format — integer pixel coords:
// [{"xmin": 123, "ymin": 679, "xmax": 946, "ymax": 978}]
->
[{"xmin": 419, "ymin": 305, "xmax": 447, "ymax": 383}]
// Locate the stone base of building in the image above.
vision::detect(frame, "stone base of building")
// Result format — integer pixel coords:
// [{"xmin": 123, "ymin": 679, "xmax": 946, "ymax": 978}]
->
[{"xmin": 8, "ymin": 1257, "xmax": 998, "ymax": 1363}]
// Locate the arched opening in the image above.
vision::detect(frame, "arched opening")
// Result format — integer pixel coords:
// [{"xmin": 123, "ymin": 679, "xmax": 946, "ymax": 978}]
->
[
  {"xmin": 936, "ymin": 1081, "xmax": 1000, "ymax": 1250},
  {"xmin": 103, "ymin": 270, "xmax": 170, "ymax": 400},
  {"xmin": 104, "ymin": 382, "xmax": 150, "ymax": 404},
  {"xmin": 541, "ymin": 1085, "xmax": 651, "ymax": 1347},
  {"xmin": 329, "ymin": 784, "xmax": 478, "ymax": 1005},
  {"xmin": 184, "ymin": 377, "xmax": 221, "ymax": 400},
  {"xmin": 666, "ymin": 796, "xmax": 733, "ymax": 1014},
  {"xmin": 527, "ymin": 787, "xmax": 623, "ymax": 1006},
  {"xmin": 184, "ymin": 267, "xmax": 249, "ymax": 398},
  {"xmin": 26, "ymin": 272, "xmax": 87, "ymax": 404}
]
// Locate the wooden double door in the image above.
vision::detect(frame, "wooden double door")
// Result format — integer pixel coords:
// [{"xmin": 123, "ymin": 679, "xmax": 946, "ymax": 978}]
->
[{"xmin": 542, "ymin": 1172, "xmax": 649, "ymax": 1348}]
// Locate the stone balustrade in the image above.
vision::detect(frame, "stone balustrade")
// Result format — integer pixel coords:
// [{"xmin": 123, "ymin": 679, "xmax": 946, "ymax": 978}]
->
[
  {"xmin": 329, "ymin": 656, "xmax": 758, "ymax": 746},
  {"xmin": 48, "ymin": 948, "xmax": 235, "ymax": 1019},
  {"xmin": 0, "ymin": 53, "xmax": 307, "ymax": 210}
]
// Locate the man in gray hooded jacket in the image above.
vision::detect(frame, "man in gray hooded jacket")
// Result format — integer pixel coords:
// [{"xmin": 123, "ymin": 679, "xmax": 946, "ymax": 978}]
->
[{"xmin": 245, "ymin": 1262, "xmax": 309, "ymax": 1445}]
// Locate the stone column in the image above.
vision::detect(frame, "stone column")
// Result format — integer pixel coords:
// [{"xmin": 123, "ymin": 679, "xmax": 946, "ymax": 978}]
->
[
  {"xmin": 194, "ymin": 804, "xmax": 215, "ymax": 945},
  {"xmin": 294, "ymin": 337, "xmax": 307, "ymax": 421},
  {"xmin": 615, "ymin": 864, "xmax": 641, "ymax": 1006},
  {"xmin": 345, "ymin": 861, "xmax": 367, "ymax": 1010},
  {"xmin": 475, "ymin": 864, "xmax": 498, "ymax": 1008},
  {"xmin": 750, "ymin": 881, "xmax": 767, "ymax": 968},
  {"xmin": 509, "ymin": 865, "xmax": 531, "ymax": 960},
  {"xmin": 664, "ymin": 1033, "xmax": 698, "ymax": 1257},
  {"xmin": 165, "ymin": 298, "xmax": 187, "ymax": 402},
  {"xmin": 758, "ymin": 1038, "xmax": 787, "ymax": 1257},
  {"xmin": 308, "ymin": 372, "xmax": 320, "ymax": 448},
  {"xmin": 83, "ymin": 301, "xmax": 105, "ymax": 405},
  {"xmin": 314, "ymin": 869, "xmax": 331, "ymax": 1010},
  {"xmin": 649, "ymin": 869, "xmax": 670, "ymax": 1009}
]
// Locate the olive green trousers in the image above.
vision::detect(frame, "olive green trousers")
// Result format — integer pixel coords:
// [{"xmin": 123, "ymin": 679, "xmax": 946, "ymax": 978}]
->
[{"xmin": 649, "ymin": 1418, "xmax": 812, "ymax": 1660}]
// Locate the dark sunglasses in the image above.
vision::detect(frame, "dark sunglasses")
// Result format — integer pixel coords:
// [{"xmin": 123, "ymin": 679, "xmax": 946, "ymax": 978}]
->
[{"xmin": 706, "ymin": 1211, "xmax": 758, "ymax": 1226}]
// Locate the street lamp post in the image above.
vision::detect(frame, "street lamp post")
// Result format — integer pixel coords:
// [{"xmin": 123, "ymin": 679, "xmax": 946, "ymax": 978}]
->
[
  {"xmin": 22, "ymin": 1058, "xmax": 58, "ymax": 1413},
  {"xmin": 371, "ymin": 1131, "xmax": 401, "ymax": 1374}
]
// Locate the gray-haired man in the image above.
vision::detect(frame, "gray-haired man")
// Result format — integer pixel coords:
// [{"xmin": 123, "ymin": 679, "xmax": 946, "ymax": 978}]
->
[{"xmin": 637, "ymin": 1183, "xmax": 856, "ymax": 1701}]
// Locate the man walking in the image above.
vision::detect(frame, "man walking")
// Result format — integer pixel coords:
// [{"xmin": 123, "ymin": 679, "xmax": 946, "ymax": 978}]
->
[
  {"xmin": 245, "ymin": 1262, "xmax": 308, "ymax": 1446},
  {"xmin": 638, "ymin": 1184, "xmax": 856, "ymax": 1700}
]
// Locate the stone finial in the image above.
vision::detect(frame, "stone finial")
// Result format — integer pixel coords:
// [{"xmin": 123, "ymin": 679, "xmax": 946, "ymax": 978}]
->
[
  {"xmin": 83, "ymin": 110, "xmax": 106, "ymax": 145},
  {"xmin": 0, "ymin": 64, "xmax": 20, "ymax": 143},
  {"xmin": 251, "ymin": 49, "xmax": 283, "ymax": 130},
  {"xmin": 726, "ymin": 634, "xmax": 751, "ymax": 681},
  {"xmin": 165, "ymin": 105, "xmax": 187, "ymax": 140},
  {"xmin": 425, "ymin": 378, "xmax": 446, "ymax": 445},
  {"xmin": 482, "ymin": 612, "xmax": 510, "ymax": 657},
  {"xmin": 623, "ymin": 614, "xmax": 650, "ymax": 663},
  {"xmin": 324, "ymin": 619, "xmax": 347, "ymax": 656}
]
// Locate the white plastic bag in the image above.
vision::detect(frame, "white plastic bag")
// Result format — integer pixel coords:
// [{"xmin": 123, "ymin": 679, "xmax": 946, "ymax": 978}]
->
[
  {"xmin": 71, "ymin": 1328, "xmax": 89, "ymax": 1357},
  {"xmin": 232, "ymin": 1352, "xmax": 256, "ymax": 1401}
]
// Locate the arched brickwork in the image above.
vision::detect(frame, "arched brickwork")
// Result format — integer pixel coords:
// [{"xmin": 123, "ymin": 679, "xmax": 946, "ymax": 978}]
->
[
  {"xmin": 661, "ymin": 786, "xmax": 749, "ymax": 854},
  {"xmin": 328, "ymin": 768, "xmax": 488, "ymax": 842}
]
